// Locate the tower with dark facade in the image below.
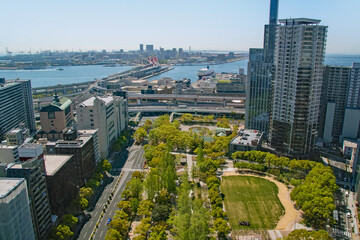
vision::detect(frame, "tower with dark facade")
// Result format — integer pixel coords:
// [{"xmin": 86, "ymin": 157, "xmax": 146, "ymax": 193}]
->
[{"xmin": 245, "ymin": 0, "xmax": 279, "ymax": 133}]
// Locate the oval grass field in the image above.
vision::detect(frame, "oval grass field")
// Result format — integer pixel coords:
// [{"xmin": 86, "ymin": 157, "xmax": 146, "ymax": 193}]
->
[{"xmin": 220, "ymin": 175, "xmax": 285, "ymax": 230}]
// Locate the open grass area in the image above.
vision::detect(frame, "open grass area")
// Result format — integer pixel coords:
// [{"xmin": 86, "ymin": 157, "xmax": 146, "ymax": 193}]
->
[{"xmin": 220, "ymin": 176, "xmax": 284, "ymax": 230}]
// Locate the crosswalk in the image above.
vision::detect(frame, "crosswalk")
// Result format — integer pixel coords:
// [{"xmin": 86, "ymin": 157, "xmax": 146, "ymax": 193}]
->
[
  {"xmin": 332, "ymin": 227, "xmax": 352, "ymax": 238},
  {"xmin": 110, "ymin": 168, "xmax": 145, "ymax": 172},
  {"xmin": 268, "ymin": 230, "xmax": 283, "ymax": 240},
  {"xmin": 235, "ymin": 236, "xmax": 262, "ymax": 240}
]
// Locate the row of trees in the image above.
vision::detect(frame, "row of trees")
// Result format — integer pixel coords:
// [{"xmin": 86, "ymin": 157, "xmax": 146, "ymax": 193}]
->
[
  {"xmin": 179, "ymin": 113, "xmax": 215, "ymax": 124},
  {"xmin": 105, "ymin": 171, "xmax": 145, "ymax": 239},
  {"xmin": 232, "ymin": 150, "xmax": 323, "ymax": 182},
  {"xmin": 49, "ymin": 159, "xmax": 112, "ymax": 240},
  {"xmin": 172, "ymin": 173, "xmax": 211, "ymax": 240},
  {"xmin": 76, "ymin": 159, "xmax": 112, "ymax": 210},
  {"xmin": 113, "ymin": 129, "xmax": 131, "ymax": 152}
]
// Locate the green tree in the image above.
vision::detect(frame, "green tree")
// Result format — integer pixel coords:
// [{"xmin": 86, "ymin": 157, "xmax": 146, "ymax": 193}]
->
[
  {"xmin": 114, "ymin": 210, "xmax": 130, "ymax": 221},
  {"xmin": 127, "ymin": 178, "xmax": 143, "ymax": 199},
  {"xmin": 110, "ymin": 218, "xmax": 129, "ymax": 237},
  {"xmin": 55, "ymin": 224, "xmax": 73, "ymax": 240},
  {"xmin": 188, "ymin": 199, "xmax": 210, "ymax": 240},
  {"xmin": 105, "ymin": 229, "xmax": 122, "ymax": 240},
  {"xmin": 132, "ymin": 171, "xmax": 144, "ymax": 179},
  {"xmin": 216, "ymin": 117, "xmax": 230, "ymax": 128},
  {"xmin": 153, "ymin": 115, "xmax": 170, "ymax": 128},
  {"xmin": 133, "ymin": 127, "xmax": 147, "ymax": 144},
  {"xmin": 85, "ymin": 179, "xmax": 100, "ymax": 189},
  {"xmin": 284, "ymin": 229, "xmax": 332, "ymax": 240},
  {"xmin": 138, "ymin": 200, "xmax": 154, "ymax": 218},
  {"xmin": 144, "ymin": 168, "xmax": 160, "ymax": 200},
  {"xmin": 180, "ymin": 113, "xmax": 194, "ymax": 124},
  {"xmin": 79, "ymin": 197, "xmax": 88, "ymax": 210},
  {"xmin": 148, "ymin": 224, "xmax": 167, "ymax": 240},
  {"xmin": 143, "ymin": 119, "xmax": 153, "ymax": 131},
  {"xmin": 213, "ymin": 218, "xmax": 230, "ymax": 238},
  {"xmin": 102, "ymin": 159, "xmax": 112, "ymax": 172},
  {"xmin": 152, "ymin": 204, "xmax": 171, "ymax": 223},
  {"xmin": 130, "ymin": 198, "xmax": 140, "ymax": 215},
  {"xmin": 79, "ymin": 187, "xmax": 94, "ymax": 200},
  {"xmin": 134, "ymin": 217, "xmax": 151, "ymax": 239},
  {"xmin": 62, "ymin": 214, "xmax": 78, "ymax": 228},
  {"xmin": 117, "ymin": 201, "xmax": 132, "ymax": 216},
  {"xmin": 291, "ymin": 165, "xmax": 337, "ymax": 228}
]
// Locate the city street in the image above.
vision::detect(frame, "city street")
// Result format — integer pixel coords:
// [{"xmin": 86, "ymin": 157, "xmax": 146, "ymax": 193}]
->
[{"xmin": 77, "ymin": 144, "xmax": 145, "ymax": 240}]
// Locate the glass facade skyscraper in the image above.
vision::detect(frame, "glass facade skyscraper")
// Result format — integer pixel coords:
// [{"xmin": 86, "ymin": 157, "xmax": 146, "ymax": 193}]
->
[{"xmin": 245, "ymin": 0, "xmax": 278, "ymax": 133}]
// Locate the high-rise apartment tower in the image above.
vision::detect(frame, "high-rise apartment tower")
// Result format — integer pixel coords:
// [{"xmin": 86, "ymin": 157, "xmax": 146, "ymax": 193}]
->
[{"xmin": 269, "ymin": 18, "xmax": 327, "ymax": 157}]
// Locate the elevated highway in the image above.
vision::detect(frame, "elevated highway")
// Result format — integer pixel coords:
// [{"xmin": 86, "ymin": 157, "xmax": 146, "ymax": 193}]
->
[{"xmin": 128, "ymin": 105, "xmax": 245, "ymax": 114}]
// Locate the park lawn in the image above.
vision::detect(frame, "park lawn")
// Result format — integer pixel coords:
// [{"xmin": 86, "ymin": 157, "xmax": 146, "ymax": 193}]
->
[{"xmin": 220, "ymin": 176, "xmax": 284, "ymax": 230}]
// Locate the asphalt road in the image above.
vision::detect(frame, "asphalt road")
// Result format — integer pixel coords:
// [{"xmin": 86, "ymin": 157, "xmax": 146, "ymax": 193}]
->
[{"xmin": 77, "ymin": 144, "xmax": 145, "ymax": 240}]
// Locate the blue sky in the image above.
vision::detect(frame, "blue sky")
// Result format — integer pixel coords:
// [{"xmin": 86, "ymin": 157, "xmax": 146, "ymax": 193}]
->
[{"xmin": 1, "ymin": 0, "xmax": 359, "ymax": 54}]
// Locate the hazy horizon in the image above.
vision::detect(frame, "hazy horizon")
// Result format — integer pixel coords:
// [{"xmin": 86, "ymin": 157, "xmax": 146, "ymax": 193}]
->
[{"xmin": 1, "ymin": 0, "xmax": 360, "ymax": 55}]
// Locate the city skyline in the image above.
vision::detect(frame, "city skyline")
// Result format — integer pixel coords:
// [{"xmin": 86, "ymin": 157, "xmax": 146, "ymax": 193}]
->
[{"xmin": 1, "ymin": 0, "xmax": 360, "ymax": 55}]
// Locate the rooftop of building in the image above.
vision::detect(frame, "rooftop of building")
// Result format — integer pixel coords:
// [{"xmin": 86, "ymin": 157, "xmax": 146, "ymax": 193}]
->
[
  {"xmin": 8, "ymin": 129, "xmax": 22, "ymax": 134},
  {"xmin": 0, "ymin": 178, "xmax": 25, "ymax": 199},
  {"xmin": 278, "ymin": 18, "xmax": 321, "ymax": 25},
  {"xmin": 44, "ymin": 155, "xmax": 73, "ymax": 176},
  {"xmin": 0, "ymin": 144, "xmax": 18, "ymax": 150},
  {"xmin": 54, "ymin": 135, "xmax": 92, "ymax": 148},
  {"xmin": 79, "ymin": 95, "xmax": 114, "ymax": 107},
  {"xmin": 77, "ymin": 129, "xmax": 98, "ymax": 135},
  {"xmin": 40, "ymin": 95, "xmax": 72, "ymax": 112},
  {"xmin": 19, "ymin": 143, "xmax": 42, "ymax": 149},
  {"xmin": 231, "ymin": 129, "xmax": 263, "ymax": 146}
]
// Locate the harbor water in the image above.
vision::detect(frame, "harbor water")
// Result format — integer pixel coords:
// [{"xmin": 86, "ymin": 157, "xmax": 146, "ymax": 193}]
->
[{"xmin": 0, "ymin": 54, "xmax": 359, "ymax": 88}]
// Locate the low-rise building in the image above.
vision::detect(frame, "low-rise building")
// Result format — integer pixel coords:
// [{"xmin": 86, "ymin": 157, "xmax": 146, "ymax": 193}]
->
[
  {"xmin": 18, "ymin": 143, "xmax": 44, "ymax": 162},
  {"xmin": 46, "ymin": 134, "xmax": 96, "ymax": 186},
  {"xmin": 229, "ymin": 129, "xmax": 263, "ymax": 153},
  {"xmin": 6, "ymin": 126, "xmax": 29, "ymax": 146},
  {"xmin": 38, "ymin": 95, "xmax": 73, "ymax": 140},
  {"xmin": 0, "ymin": 178, "xmax": 36, "ymax": 240},
  {"xmin": 0, "ymin": 144, "xmax": 19, "ymax": 164},
  {"xmin": 44, "ymin": 154, "xmax": 77, "ymax": 215}
]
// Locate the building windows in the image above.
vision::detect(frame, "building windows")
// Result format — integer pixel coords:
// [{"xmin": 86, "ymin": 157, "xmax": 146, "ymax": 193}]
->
[{"xmin": 48, "ymin": 112, "xmax": 55, "ymax": 119}]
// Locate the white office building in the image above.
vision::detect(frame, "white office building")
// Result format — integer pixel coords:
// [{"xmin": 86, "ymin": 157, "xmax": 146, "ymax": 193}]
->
[{"xmin": 77, "ymin": 96, "xmax": 128, "ymax": 159}]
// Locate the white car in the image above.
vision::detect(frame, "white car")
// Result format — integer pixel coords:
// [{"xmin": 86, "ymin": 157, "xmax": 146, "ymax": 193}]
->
[{"xmin": 345, "ymin": 191, "xmax": 350, "ymax": 197}]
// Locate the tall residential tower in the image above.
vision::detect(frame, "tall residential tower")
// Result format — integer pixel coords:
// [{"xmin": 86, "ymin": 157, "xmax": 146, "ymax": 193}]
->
[{"xmin": 269, "ymin": 18, "xmax": 327, "ymax": 157}]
